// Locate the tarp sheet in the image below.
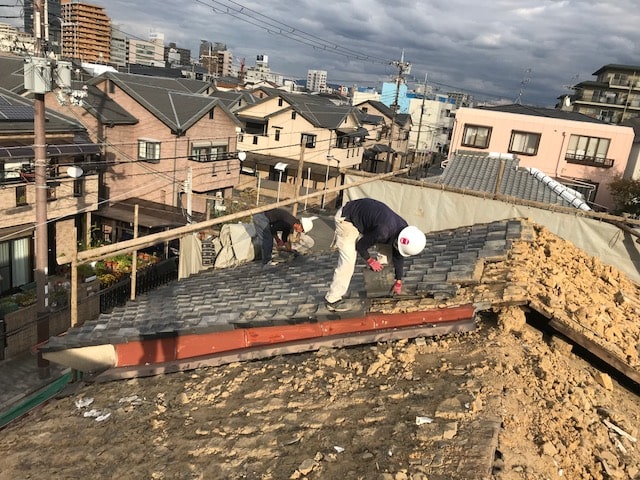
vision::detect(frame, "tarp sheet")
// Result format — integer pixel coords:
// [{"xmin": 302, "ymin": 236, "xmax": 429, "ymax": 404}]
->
[{"xmin": 344, "ymin": 174, "xmax": 640, "ymax": 283}]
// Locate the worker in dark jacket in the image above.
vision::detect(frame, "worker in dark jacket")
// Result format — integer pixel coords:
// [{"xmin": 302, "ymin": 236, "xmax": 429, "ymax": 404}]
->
[
  {"xmin": 325, "ymin": 198, "xmax": 426, "ymax": 311},
  {"xmin": 253, "ymin": 208, "xmax": 313, "ymax": 265}
]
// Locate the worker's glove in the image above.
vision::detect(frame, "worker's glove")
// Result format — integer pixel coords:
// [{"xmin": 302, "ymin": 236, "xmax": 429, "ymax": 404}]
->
[
  {"xmin": 275, "ymin": 238, "xmax": 285, "ymax": 248},
  {"xmin": 392, "ymin": 280, "xmax": 402, "ymax": 296},
  {"xmin": 367, "ymin": 257, "xmax": 383, "ymax": 272}
]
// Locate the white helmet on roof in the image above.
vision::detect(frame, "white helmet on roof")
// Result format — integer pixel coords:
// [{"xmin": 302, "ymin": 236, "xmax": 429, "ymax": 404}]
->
[
  {"xmin": 397, "ymin": 226, "xmax": 426, "ymax": 257},
  {"xmin": 300, "ymin": 217, "xmax": 315, "ymax": 233}
]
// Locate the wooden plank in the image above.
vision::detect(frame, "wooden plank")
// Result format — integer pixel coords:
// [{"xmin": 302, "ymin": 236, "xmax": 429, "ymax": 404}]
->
[{"xmin": 548, "ymin": 319, "xmax": 640, "ymax": 386}]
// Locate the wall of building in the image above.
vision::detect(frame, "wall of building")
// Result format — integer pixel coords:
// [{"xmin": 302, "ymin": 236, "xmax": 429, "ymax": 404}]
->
[
  {"xmin": 450, "ymin": 108, "xmax": 635, "ymax": 209},
  {"xmin": 91, "ymin": 80, "xmax": 240, "ymax": 212}
]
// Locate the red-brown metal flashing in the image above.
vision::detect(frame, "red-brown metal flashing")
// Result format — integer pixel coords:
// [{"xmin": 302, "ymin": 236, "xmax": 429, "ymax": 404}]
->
[{"xmin": 114, "ymin": 304, "xmax": 476, "ymax": 368}]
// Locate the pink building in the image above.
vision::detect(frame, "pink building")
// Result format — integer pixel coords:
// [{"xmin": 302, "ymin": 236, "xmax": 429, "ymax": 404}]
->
[{"xmin": 449, "ymin": 105, "xmax": 635, "ymax": 210}]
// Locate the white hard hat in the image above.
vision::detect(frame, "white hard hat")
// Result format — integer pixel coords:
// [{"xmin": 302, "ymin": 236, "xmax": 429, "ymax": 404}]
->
[
  {"xmin": 300, "ymin": 217, "xmax": 315, "ymax": 233},
  {"xmin": 397, "ymin": 226, "xmax": 426, "ymax": 257}
]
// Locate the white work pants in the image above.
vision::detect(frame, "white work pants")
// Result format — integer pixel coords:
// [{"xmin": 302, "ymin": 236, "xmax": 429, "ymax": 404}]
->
[{"xmin": 325, "ymin": 208, "xmax": 360, "ymax": 303}]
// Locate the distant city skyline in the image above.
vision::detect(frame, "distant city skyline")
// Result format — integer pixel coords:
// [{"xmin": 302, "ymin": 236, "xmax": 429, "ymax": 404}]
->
[{"xmin": 2, "ymin": 0, "xmax": 640, "ymax": 106}]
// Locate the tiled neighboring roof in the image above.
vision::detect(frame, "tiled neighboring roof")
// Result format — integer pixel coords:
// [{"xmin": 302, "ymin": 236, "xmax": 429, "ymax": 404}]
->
[
  {"xmin": 89, "ymin": 72, "xmax": 241, "ymax": 133},
  {"xmin": 432, "ymin": 153, "xmax": 590, "ymax": 209},
  {"xmin": 210, "ymin": 90, "xmax": 259, "ymax": 112},
  {"xmin": 593, "ymin": 64, "xmax": 640, "ymax": 75},
  {"xmin": 83, "ymin": 85, "xmax": 138, "ymax": 125},
  {"xmin": 280, "ymin": 92, "xmax": 355, "ymax": 129},
  {"xmin": 126, "ymin": 64, "xmax": 185, "ymax": 79},
  {"xmin": 0, "ymin": 87, "xmax": 89, "ymax": 134},
  {"xmin": 0, "ymin": 55, "xmax": 27, "ymax": 94},
  {"xmin": 478, "ymin": 104, "xmax": 605, "ymax": 124},
  {"xmin": 238, "ymin": 91, "xmax": 358, "ymax": 130},
  {"xmin": 42, "ymin": 218, "xmax": 528, "ymax": 352},
  {"xmin": 355, "ymin": 100, "xmax": 412, "ymax": 127}
]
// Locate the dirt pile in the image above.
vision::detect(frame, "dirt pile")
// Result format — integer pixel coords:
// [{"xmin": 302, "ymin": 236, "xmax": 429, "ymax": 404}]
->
[
  {"xmin": 508, "ymin": 225, "xmax": 640, "ymax": 370},
  {"xmin": 0, "ymin": 222, "xmax": 639, "ymax": 479},
  {"xmin": 1, "ymin": 319, "xmax": 638, "ymax": 479}
]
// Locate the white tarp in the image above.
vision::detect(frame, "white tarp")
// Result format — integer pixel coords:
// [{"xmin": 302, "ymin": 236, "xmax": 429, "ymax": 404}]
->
[{"xmin": 345, "ymin": 174, "xmax": 640, "ymax": 283}]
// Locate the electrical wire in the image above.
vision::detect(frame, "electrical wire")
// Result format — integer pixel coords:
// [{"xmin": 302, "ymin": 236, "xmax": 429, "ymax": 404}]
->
[{"xmin": 194, "ymin": 0, "xmax": 391, "ymax": 65}]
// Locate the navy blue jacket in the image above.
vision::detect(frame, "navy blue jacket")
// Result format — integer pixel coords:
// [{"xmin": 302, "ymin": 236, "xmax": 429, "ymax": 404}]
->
[
  {"xmin": 342, "ymin": 198, "xmax": 408, "ymax": 280},
  {"xmin": 264, "ymin": 208, "xmax": 299, "ymax": 242}
]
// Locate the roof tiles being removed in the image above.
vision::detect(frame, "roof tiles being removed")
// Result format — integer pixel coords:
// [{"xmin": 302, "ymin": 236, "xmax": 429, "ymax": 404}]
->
[{"xmin": 41, "ymin": 219, "xmax": 532, "ymax": 373}]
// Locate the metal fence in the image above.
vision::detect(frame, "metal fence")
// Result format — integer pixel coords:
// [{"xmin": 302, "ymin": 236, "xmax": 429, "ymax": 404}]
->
[{"xmin": 99, "ymin": 257, "xmax": 178, "ymax": 313}]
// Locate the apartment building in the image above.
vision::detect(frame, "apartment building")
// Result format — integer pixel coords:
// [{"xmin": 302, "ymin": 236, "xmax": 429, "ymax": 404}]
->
[
  {"xmin": 568, "ymin": 64, "xmax": 640, "ymax": 124},
  {"xmin": 200, "ymin": 41, "xmax": 233, "ymax": 78},
  {"xmin": 0, "ymin": 23, "xmax": 35, "ymax": 55},
  {"xmin": 128, "ymin": 37, "xmax": 164, "ymax": 67},
  {"xmin": 61, "ymin": 0, "xmax": 111, "ymax": 63},
  {"xmin": 307, "ymin": 69, "xmax": 327, "ymax": 93}
]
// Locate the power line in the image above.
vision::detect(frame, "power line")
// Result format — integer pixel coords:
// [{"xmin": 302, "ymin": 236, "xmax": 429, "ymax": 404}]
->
[{"xmin": 193, "ymin": 0, "xmax": 390, "ymax": 65}]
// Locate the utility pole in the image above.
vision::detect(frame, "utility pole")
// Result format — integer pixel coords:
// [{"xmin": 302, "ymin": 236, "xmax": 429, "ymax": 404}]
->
[
  {"xmin": 292, "ymin": 135, "xmax": 306, "ymax": 217},
  {"xmin": 414, "ymin": 73, "xmax": 428, "ymax": 171},
  {"xmin": 385, "ymin": 52, "xmax": 411, "ymax": 172},
  {"xmin": 33, "ymin": 0, "xmax": 50, "ymax": 378}
]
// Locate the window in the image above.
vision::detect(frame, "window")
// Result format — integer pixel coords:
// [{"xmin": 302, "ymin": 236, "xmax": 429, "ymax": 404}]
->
[
  {"xmin": 302, "ymin": 134, "xmax": 316, "ymax": 148},
  {"xmin": 15, "ymin": 185, "xmax": 27, "ymax": 206},
  {"xmin": 138, "ymin": 140, "xmax": 161, "ymax": 163},
  {"xmin": 565, "ymin": 134, "xmax": 612, "ymax": 167},
  {"xmin": 208, "ymin": 108, "xmax": 215, "ymax": 120},
  {"xmin": 73, "ymin": 179, "xmax": 84, "ymax": 197},
  {"xmin": 278, "ymin": 98, "xmax": 283, "ymax": 107},
  {"xmin": 461, "ymin": 124, "xmax": 492, "ymax": 148},
  {"xmin": 1, "ymin": 161, "xmax": 28, "ymax": 184},
  {"xmin": 274, "ymin": 129, "xmax": 281, "ymax": 141},
  {"xmin": 47, "ymin": 182, "xmax": 56, "ymax": 201},
  {"xmin": 509, "ymin": 131, "xmax": 541, "ymax": 155},
  {"xmin": 0, "ymin": 237, "xmax": 33, "ymax": 292},
  {"xmin": 291, "ymin": 111, "xmax": 297, "ymax": 120}
]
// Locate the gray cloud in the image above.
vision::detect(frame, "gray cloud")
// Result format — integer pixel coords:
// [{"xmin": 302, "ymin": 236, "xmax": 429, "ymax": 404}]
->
[{"xmin": 2, "ymin": 0, "xmax": 639, "ymax": 106}]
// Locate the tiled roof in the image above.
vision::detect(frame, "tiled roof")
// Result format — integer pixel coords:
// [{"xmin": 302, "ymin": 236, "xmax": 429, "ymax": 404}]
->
[
  {"xmin": 0, "ymin": 87, "xmax": 89, "ymax": 134},
  {"xmin": 83, "ymin": 85, "xmax": 138, "ymax": 125},
  {"xmin": 477, "ymin": 104, "xmax": 605, "ymax": 123},
  {"xmin": 0, "ymin": 55, "xmax": 27, "ymax": 94},
  {"xmin": 42, "ymin": 218, "xmax": 527, "ymax": 353},
  {"xmin": 90, "ymin": 72, "xmax": 240, "ymax": 133},
  {"xmin": 433, "ymin": 153, "xmax": 590, "ymax": 209}
]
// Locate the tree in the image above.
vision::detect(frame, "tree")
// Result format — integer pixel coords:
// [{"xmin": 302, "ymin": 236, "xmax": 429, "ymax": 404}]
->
[{"xmin": 608, "ymin": 176, "xmax": 640, "ymax": 216}]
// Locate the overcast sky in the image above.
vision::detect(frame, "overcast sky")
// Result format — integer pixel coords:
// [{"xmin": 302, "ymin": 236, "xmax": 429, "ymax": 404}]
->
[{"xmin": 3, "ymin": 0, "xmax": 640, "ymax": 106}]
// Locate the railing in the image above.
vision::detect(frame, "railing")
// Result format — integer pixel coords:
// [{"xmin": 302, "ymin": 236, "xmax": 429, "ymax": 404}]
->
[
  {"xmin": 99, "ymin": 257, "xmax": 178, "ymax": 313},
  {"xmin": 565, "ymin": 153, "xmax": 614, "ymax": 168}
]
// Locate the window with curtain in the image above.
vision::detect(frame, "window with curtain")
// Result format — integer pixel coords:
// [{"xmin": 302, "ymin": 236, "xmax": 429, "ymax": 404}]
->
[
  {"xmin": 509, "ymin": 131, "xmax": 541, "ymax": 155},
  {"xmin": 0, "ymin": 237, "xmax": 32, "ymax": 291},
  {"xmin": 461, "ymin": 124, "xmax": 492, "ymax": 148}
]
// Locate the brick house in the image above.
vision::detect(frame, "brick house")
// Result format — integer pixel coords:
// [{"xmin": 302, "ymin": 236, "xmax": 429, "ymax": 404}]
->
[
  {"xmin": 45, "ymin": 71, "xmax": 244, "ymax": 242},
  {"xmin": 0, "ymin": 87, "xmax": 101, "ymax": 295}
]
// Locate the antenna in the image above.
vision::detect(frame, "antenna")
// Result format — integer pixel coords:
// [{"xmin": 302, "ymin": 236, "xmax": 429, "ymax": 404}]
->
[
  {"xmin": 562, "ymin": 73, "xmax": 580, "ymax": 91},
  {"xmin": 514, "ymin": 68, "xmax": 532, "ymax": 104}
]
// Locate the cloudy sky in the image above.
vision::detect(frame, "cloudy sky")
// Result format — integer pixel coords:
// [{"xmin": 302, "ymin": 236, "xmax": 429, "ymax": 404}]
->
[{"xmin": 3, "ymin": 0, "xmax": 640, "ymax": 106}]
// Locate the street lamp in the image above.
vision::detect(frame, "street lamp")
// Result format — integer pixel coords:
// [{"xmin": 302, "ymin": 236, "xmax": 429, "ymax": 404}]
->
[{"xmin": 274, "ymin": 162, "xmax": 287, "ymax": 202}]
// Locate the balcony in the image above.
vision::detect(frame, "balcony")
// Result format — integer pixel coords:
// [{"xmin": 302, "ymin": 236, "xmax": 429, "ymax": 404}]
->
[{"xmin": 565, "ymin": 153, "xmax": 614, "ymax": 168}]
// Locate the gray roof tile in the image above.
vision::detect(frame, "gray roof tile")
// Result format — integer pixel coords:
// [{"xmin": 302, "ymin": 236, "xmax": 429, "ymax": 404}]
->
[
  {"xmin": 434, "ymin": 153, "xmax": 589, "ymax": 209},
  {"xmin": 41, "ymin": 219, "xmax": 530, "ymax": 352}
]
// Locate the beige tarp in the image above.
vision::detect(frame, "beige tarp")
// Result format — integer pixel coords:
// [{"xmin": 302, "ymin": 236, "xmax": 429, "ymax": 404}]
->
[
  {"xmin": 178, "ymin": 223, "xmax": 257, "ymax": 279},
  {"xmin": 345, "ymin": 174, "xmax": 640, "ymax": 283}
]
